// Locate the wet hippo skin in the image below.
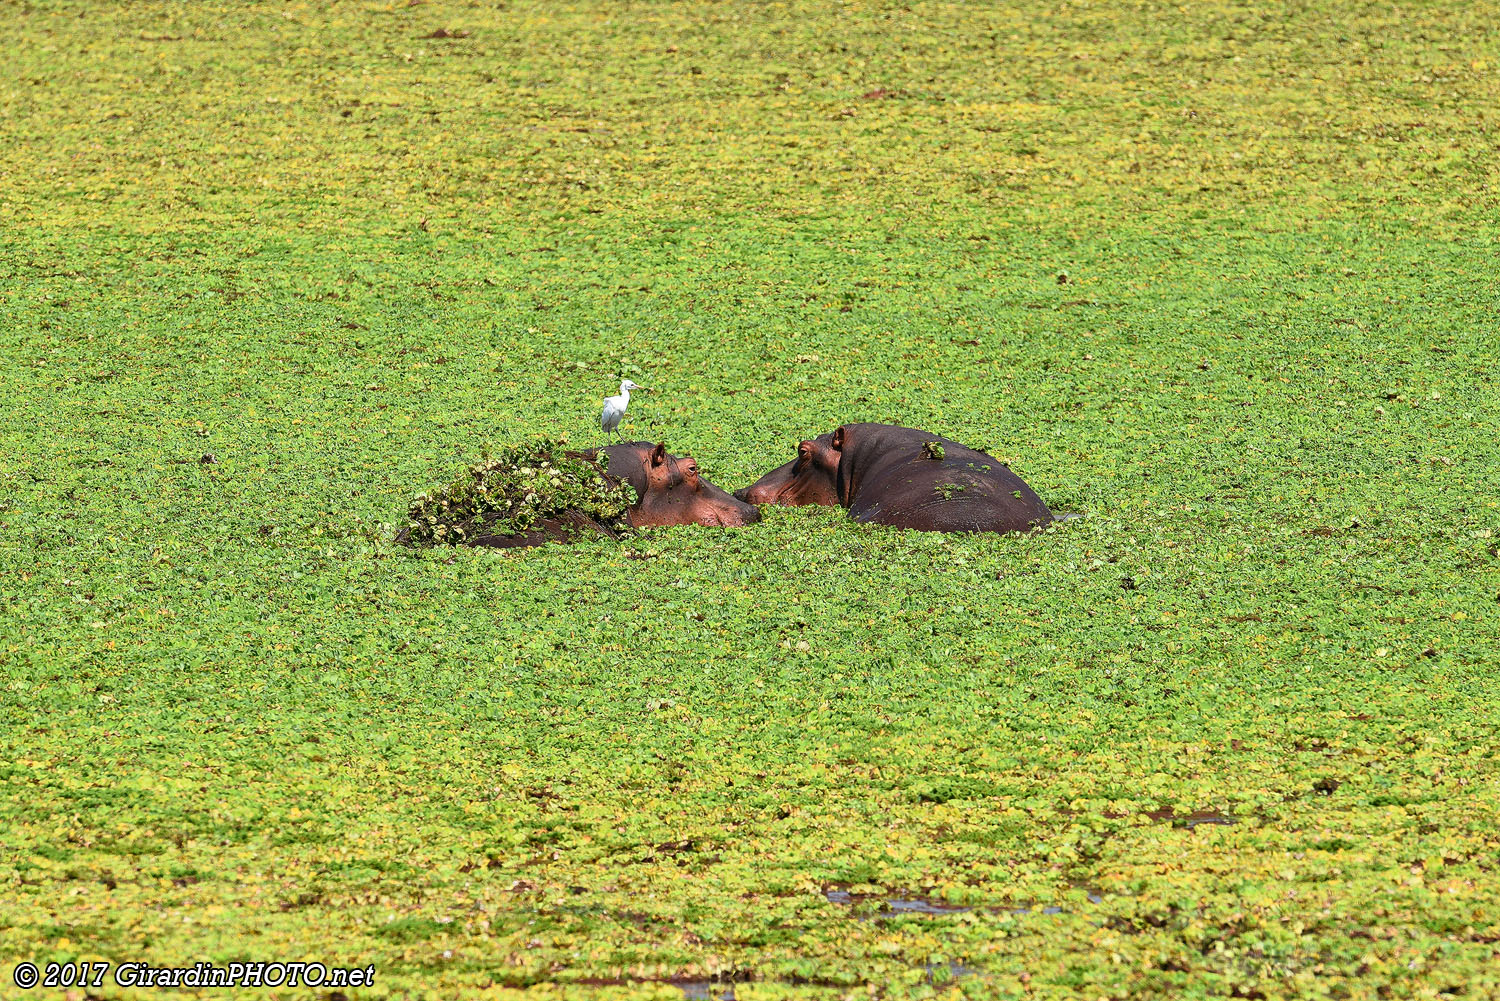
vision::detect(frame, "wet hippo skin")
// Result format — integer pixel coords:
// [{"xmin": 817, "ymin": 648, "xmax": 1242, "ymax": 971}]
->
[
  {"xmin": 738, "ymin": 423, "xmax": 1052, "ymax": 534},
  {"xmin": 588, "ymin": 441, "xmax": 761, "ymax": 528},
  {"xmin": 733, "ymin": 432, "xmax": 840, "ymax": 508}
]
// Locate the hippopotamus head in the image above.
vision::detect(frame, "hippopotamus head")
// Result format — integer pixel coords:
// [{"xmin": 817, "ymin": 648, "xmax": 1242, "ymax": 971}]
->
[
  {"xmin": 600, "ymin": 441, "xmax": 761, "ymax": 528},
  {"xmin": 734, "ymin": 432, "xmax": 841, "ymax": 507}
]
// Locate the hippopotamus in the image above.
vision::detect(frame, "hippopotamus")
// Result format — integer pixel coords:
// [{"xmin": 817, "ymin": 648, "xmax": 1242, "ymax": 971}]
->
[
  {"xmin": 591, "ymin": 441, "xmax": 760, "ymax": 529},
  {"xmin": 735, "ymin": 423, "xmax": 1053, "ymax": 533},
  {"xmin": 401, "ymin": 440, "xmax": 758, "ymax": 550}
]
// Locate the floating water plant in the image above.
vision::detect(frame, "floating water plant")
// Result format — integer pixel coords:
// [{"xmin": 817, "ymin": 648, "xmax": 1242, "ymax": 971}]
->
[{"xmin": 402, "ymin": 441, "xmax": 635, "ymax": 546}]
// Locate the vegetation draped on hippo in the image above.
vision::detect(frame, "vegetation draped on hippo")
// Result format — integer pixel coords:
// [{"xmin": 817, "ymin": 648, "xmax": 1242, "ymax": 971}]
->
[{"xmin": 402, "ymin": 442, "xmax": 636, "ymax": 546}]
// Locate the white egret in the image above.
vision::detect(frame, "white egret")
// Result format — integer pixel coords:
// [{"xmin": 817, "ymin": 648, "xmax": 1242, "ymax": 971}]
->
[{"xmin": 600, "ymin": 379, "xmax": 642, "ymax": 439}]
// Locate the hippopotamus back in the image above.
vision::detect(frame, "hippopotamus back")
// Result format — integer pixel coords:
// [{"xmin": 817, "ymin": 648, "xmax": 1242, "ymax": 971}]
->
[{"xmin": 833, "ymin": 423, "xmax": 1053, "ymax": 533}]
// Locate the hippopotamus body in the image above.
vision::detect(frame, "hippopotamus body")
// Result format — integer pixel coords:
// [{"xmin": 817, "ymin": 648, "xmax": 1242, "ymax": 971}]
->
[
  {"xmin": 737, "ymin": 423, "xmax": 1052, "ymax": 534},
  {"xmin": 592, "ymin": 441, "xmax": 760, "ymax": 529},
  {"xmin": 465, "ymin": 510, "xmax": 615, "ymax": 549}
]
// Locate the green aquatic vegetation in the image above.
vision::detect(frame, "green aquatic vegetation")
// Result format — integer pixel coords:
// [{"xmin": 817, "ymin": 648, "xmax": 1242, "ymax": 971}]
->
[
  {"xmin": 402, "ymin": 443, "xmax": 635, "ymax": 546},
  {"xmin": 2, "ymin": 0, "xmax": 1499, "ymax": 998}
]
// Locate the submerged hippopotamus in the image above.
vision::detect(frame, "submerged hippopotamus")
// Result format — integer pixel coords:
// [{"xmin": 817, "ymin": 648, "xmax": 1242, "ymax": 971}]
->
[
  {"xmin": 592, "ymin": 441, "xmax": 760, "ymax": 529},
  {"xmin": 403, "ymin": 440, "xmax": 759, "ymax": 550},
  {"xmin": 735, "ymin": 423, "xmax": 1053, "ymax": 533}
]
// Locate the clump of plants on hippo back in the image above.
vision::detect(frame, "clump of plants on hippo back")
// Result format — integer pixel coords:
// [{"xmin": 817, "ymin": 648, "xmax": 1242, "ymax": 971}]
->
[{"xmin": 400, "ymin": 441, "xmax": 636, "ymax": 546}]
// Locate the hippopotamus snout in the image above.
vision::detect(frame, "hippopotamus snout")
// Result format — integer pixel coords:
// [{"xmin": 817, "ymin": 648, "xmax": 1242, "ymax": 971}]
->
[
  {"xmin": 709, "ymin": 500, "xmax": 761, "ymax": 527},
  {"xmin": 702, "ymin": 482, "xmax": 761, "ymax": 526},
  {"xmin": 733, "ymin": 482, "xmax": 777, "ymax": 505},
  {"xmin": 734, "ymin": 478, "xmax": 792, "ymax": 507}
]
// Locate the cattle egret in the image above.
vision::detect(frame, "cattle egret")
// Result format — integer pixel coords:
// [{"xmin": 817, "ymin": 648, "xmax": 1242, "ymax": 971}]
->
[{"xmin": 601, "ymin": 379, "xmax": 641, "ymax": 439}]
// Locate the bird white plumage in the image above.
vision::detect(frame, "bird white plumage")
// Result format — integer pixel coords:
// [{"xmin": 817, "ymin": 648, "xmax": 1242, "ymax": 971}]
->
[{"xmin": 601, "ymin": 379, "xmax": 640, "ymax": 439}]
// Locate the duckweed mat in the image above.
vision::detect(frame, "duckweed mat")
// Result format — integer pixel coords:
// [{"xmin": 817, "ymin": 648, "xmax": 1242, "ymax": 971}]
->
[
  {"xmin": 401, "ymin": 444, "xmax": 633, "ymax": 547},
  {"xmin": 3, "ymin": 1, "xmax": 1498, "ymax": 999}
]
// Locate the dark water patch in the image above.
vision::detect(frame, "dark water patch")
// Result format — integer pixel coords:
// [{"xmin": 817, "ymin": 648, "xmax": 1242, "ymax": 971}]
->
[
  {"xmin": 554, "ymin": 903, "xmax": 657, "ymax": 929},
  {"xmin": 1059, "ymin": 806, "xmax": 1240, "ymax": 829},
  {"xmin": 827, "ymin": 885, "xmax": 1106, "ymax": 922},
  {"xmin": 825, "ymin": 887, "xmax": 970, "ymax": 917},
  {"xmin": 1142, "ymin": 808, "xmax": 1238, "ymax": 828},
  {"xmin": 885, "ymin": 895, "xmax": 973, "ymax": 915},
  {"xmin": 570, "ymin": 975, "xmax": 748, "ymax": 998},
  {"xmin": 1009, "ymin": 886, "xmax": 1104, "ymax": 915},
  {"xmin": 1065, "ymin": 881, "xmax": 1108, "ymax": 903},
  {"xmin": 925, "ymin": 961, "xmax": 980, "ymax": 990},
  {"xmin": 1010, "ymin": 904, "xmax": 1067, "ymax": 915}
]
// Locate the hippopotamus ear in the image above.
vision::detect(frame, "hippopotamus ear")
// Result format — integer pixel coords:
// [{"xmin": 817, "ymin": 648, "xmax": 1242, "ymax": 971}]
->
[
  {"xmin": 650, "ymin": 443, "xmax": 668, "ymax": 467},
  {"xmin": 831, "ymin": 426, "xmax": 847, "ymax": 451}
]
